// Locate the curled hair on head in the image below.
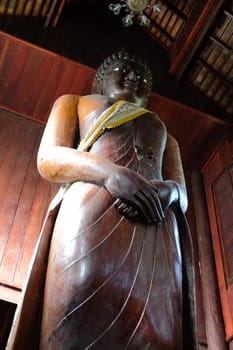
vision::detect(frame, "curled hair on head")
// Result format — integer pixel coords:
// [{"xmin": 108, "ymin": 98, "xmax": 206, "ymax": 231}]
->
[{"xmin": 91, "ymin": 49, "xmax": 153, "ymax": 103}]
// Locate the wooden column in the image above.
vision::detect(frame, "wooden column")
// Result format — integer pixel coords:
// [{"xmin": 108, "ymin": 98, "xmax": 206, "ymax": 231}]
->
[{"xmin": 191, "ymin": 171, "xmax": 226, "ymax": 350}]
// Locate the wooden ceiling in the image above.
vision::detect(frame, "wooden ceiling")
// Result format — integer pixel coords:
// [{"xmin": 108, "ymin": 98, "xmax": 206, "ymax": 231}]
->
[
  {"xmin": 143, "ymin": 0, "xmax": 233, "ymax": 120},
  {"xmin": 0, "ymin": 0, "xmax": 232, "ymax": 124}
]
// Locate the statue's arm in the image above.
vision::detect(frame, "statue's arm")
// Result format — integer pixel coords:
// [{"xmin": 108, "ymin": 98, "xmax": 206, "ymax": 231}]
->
[
  {"xmin": 37, "ymin": 95, "xmax": 163, "ymax": 224},
  {"xmin": 161, "ymin": 133, "xmax": 188, "ymax": 213},
  {"xmin": 37, "ymin": 94, "xmax": 119, "ymax": 185}
]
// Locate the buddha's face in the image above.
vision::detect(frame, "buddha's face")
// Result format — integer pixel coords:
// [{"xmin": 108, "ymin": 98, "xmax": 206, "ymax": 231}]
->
[{"xmin": 100, "ymin": 59, "xmax": 151, "ymax": 107}]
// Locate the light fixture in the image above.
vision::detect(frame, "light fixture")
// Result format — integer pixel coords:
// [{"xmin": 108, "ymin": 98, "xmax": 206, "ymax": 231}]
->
[{"xmin": 109, "ymin": 0, "xmax": 163, "ymax": 27}]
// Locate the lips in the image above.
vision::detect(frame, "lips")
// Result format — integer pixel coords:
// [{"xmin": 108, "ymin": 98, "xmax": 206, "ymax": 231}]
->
[{"xmin": 123, "ymin": 81, "xmax": 137, "ymax": 89}]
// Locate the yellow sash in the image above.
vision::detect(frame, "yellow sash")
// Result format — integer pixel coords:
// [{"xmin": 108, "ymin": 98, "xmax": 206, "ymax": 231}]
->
[
  {"xmin": 78, "ymin": 100, "xmax": 149, "ymax": 151},
  {"xmin": 49, "ymin": 100, "xmax": 149, "ymax": 209}
]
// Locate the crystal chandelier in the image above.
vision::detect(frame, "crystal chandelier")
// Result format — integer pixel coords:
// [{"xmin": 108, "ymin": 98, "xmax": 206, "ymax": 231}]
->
[{"xmin": 109, "ymin": 0, "xmax": 162, "ymax": 27}]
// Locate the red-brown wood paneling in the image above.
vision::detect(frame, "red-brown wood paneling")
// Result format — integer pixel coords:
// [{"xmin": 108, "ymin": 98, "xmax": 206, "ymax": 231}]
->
[
  {"xmin": 202, "ymin": 134, "xmax": 233, "ymax": 342},
  {"xmin": 148, "ymin": 94, "xmax": 230, "ymax": 169},
  {"xmin": 0, "ymin": 109, "xmax": 57, "ymax": 301},
  {"xmin": 0, "ymin": 31, "xmax": 96, "ymax": 123}
]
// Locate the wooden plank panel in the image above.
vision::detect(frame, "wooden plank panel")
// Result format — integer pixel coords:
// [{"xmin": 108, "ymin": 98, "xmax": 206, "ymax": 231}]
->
[
  {"xmin": 16, "ymin": 0, "xmax": 27, "ymax": 15},
  {"xmin": 202, "ymin": 137, "xmax": 233, "ymax": 341},
  {"xmin": 32, "ymin": 0, "xmax": 46, "ymax": 16},
  {"xmin": 0, "ymin": 110, "xmax": 54, "ymax": 294},
  {"xmin": 148, "ymin": 93, "xmax": 229, "ymax": 169},
  {"xmin": 12, "ymin": 48, "xmax": 46, "ymax": 114},
  {"xmin": 191, "ymin": 172, "xmax": 226, "ymax": 349},
  {"xmin": 0, "ymin": 32, "xmax": 96, "ymax": 123},
  {"xmin": 0, "ymin": 34, "xmax": 7, "ymax": 66},
  {"xmin": 33, "ymin": 58, "xmax": 66, "ymax": 122},
  {"xmin": 212, "ymin": 167, "xmax": 233, "ymax": 286},
  {"xmin": 9, "ymin": 124, "xmax": 48, "ymax": 286},
  {"xmin": 0, "ymin": 43, "xmax": 30, "ymax": 107},
  {"xmin": 53, "ymin": 61, "xmax": 95, "ymax": 99},
  {"xmin": 202, "ymin": 152, "xmax": 231, "ymax": 322},
  {"xmin": 0, "ymin": 285, "xmax": 20, "ymax": 304},
  {"xmin": 53, "ymin": 63, "xmax": 79, "ymax": 101},
  {"xmin": 70, "ymin": 67, "xmax": 95, "ymax": 95},
  {"xmin": 0, "ymin": 40, "xmax": 19, "ymax": 105},
  {"xmin": 0, "ymin": 111, "xmax": 17, "ymax": 167},
  {"xmin": 23, "ymin": 54, "xmax": 54, "ymax": 116},
  {"xmin": 0, "ymin": 118, "xmax": 28, "ymax": 263},
  {"xmin": 0, "ymin": 120, "xmax": 41, "ymax": 284},
  {"xmin": 13, "ymin": 177, "xmax": 54, "ymax": 287}
]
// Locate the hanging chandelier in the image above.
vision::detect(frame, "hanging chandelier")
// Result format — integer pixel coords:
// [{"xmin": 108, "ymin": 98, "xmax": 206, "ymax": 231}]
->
[{"xmin": 109, "ymin": 0, "xmax": 163, "ymax": 27}]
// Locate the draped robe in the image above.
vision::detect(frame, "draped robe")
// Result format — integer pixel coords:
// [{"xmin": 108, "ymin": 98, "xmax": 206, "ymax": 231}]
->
[{"xmin": 7, "ymin": 104, "xmax": 197, "ymax": 350}]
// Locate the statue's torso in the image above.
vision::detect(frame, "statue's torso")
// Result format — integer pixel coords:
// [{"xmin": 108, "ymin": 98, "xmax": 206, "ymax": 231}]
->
[
  {"xmin": 78, "ymin": 95, "xmax": 167, "ymax": 181},
  {"xmin": 40, "ymin": 97, "xmax": 182, "ymax": 350}
]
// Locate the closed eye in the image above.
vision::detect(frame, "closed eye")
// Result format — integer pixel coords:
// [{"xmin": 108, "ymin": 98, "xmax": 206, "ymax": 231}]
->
[{"xmin": 146, "ymin": 151, "xmax": 153, "ymax": 160}]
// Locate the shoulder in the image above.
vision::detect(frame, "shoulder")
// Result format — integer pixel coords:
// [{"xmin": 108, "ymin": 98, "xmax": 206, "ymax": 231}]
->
[
  {"xmin": 54, "ymin": 93, "xmax": 80, "ymax": 105},
  {"xmin": 147, "ymin": 110, "xmax": 167, "ymax": 133},
  {"xmin": 79, "ymin": 94, "xmax": 107, "ymax": 105},
  {"xmin": 78, "ymin": 94, "xmax": 108, "ymax": 117},
  {"xmin": 166, "ymin": 133, "xmax": 179, "ymax": 148}
]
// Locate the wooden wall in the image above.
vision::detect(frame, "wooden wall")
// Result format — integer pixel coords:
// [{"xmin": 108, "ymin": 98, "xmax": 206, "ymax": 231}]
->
[
  {"xmin": 0, "ymin": 31, "xmax": 95, "ymax": 123},
  {"xmin": 0, "ymin": 110, "xmax": 57, "ymax": 303},
  {"xmin": 202, "ymin": 134, "xmax": 233, "ymax": 347},
  {"xmin": 148, "ymin": 96, "xmax": 229, "ymax": 170},
  {"xmin": 0, "ymin": 30, "xmax": 232, "ymax": 348}
]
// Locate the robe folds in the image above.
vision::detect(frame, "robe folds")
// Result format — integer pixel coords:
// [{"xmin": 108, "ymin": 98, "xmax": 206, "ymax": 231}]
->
[{"xmin": 6, "ymin": 103, "xmax": 197, "ymax": 350}]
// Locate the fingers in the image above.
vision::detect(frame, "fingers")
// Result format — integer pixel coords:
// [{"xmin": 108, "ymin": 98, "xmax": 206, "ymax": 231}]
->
[
  {"xmin": 115, "ymin": 199, "xmax": 139, "ymax": 219},
  {"xmin": 147, "ymin": 187, "xmax": 164, "ymax": 221},
  {"xmin": 115, "ymin": 186, "xmax": 165, "ymax": 225},
  {"xmin": 134, "ymin": 187, "xmax": 164, "ymax": 224}
]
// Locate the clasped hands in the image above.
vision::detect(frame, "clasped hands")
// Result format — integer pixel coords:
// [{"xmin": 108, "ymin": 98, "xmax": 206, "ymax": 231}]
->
[{"xmin": 105, "ymin": 167, "xmax": 179, "ymax": 225}]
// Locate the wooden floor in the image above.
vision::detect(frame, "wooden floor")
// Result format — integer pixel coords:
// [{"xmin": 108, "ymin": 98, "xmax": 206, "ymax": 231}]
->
[{"xmin": 0, "ymin": 109, "xmax": 55, "ymax": 303}]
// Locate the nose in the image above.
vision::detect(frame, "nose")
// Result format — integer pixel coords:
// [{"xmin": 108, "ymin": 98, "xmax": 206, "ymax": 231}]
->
[{"xmin": 125, "ymin": 70, "xmax": 137, "ymax": 82}]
